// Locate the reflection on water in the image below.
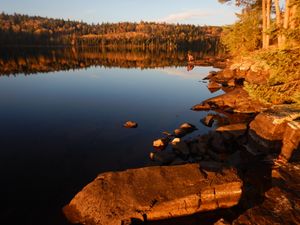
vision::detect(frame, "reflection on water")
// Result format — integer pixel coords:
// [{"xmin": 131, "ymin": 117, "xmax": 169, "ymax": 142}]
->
[
  {"xmin": 0, "ymin": 46, "xmax": 222, "ymax": 75},
  {"xmin": 0, "ymin": 48, "xmax": 223, "ymax": 225}
]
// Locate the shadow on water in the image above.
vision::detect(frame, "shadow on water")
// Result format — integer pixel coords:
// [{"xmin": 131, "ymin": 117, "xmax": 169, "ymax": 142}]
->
[{"xmin": 0, "ymin": 47, "xmax": 225, "ymax": 225}]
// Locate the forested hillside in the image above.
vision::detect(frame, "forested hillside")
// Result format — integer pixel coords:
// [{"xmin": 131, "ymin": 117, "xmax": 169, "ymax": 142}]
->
[{"xmin": 0, "ymin": 13, "xmax": 222, "ymax": 50}]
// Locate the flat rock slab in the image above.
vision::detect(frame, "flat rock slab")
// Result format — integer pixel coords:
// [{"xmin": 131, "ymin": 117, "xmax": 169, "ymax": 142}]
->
[
  {"xmin": 192, "ymin": 88, "xmax": 266, "ymax": 113},
  {"xmin": 64, "ymin": 164, "xmax": 242, "ymax": 225}
]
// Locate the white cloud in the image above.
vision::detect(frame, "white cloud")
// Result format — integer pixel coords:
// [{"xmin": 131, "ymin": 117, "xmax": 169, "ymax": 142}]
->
[{"xmin": 157, "ymin": 10, "xmax": 212, "ymax": 23}]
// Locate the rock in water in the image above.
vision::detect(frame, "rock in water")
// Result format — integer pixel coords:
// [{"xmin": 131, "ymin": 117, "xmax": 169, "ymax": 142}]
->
[
  {"xmin": 64, "ymin": 164, "xmax": 242, "ymax": 225},
  {"xmin": 207, "ymin": 81, "xmax": 221, "ymax": 90},
  {"xmin": 191, "ymin": 102, "xmax": 211, "ymax": 111},
  {"xmin": 123, "ymin": 121, "xmax": 138, "ymax": 128},
  {"xmin": 173, "ymin": 128, "xmax": 188, "ymax": 138},
  {"xmin": 179, "ymin": 122, "xmax": 196, "ymax": 130},
  {"xmin": 153, "ymin": 137, "xmax": 170, "ymax": 150},
  {"xmin": 173, "ymin": 123, "xmax": 197, "ymax": 138},
  {"xmin": 201, "ymin": 115, "xmax": 215, "ymax": 127}
]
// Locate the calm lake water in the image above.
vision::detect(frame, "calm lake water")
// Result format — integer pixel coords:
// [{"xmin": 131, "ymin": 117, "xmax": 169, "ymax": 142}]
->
[{"xmin": 0, "ymin": 48, "xmax": 223, "ymax": 225}]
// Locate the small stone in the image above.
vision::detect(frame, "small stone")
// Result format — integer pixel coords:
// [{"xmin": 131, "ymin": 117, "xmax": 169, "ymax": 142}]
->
[
  {"xmin": 123, "ymin": 121, "xmax": 138, "ymax": 128},
  {"xmin": 179, "ymin": 122, "xmax": 196, "ymax": 130},
  {"xmin": 173, "ymin": 128, "xmax": 188, "ymax": 138},
  {"xmin": 153, "ymin": 137, "xmax": 170, "ymax": 150},
  {"xmin": 171, "ymin": 138, "xmax": 181, "ymax": 145}
]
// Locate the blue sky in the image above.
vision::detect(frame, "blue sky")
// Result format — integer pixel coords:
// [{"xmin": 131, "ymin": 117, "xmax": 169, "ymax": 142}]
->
[{"xmin": 0, "ymin": 0, "xmax": 239, "ymax": 25}]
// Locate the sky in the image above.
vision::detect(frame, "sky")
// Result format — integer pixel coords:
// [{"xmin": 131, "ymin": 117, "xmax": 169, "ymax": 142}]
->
[{"xmin": 0, "ymin": 0, "xmax": 240, "ymax": 26}]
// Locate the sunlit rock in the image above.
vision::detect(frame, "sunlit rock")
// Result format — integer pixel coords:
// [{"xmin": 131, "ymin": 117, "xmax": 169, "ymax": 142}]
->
[
  {"xmin": 123, "ymin": 121, "xmax": 138, "ymax": 128},
  {"xmin": 64, "ymin": 164, "xmax": 242, "ymax": 225},
  {"xmin": 153, "ymin": 137, "xmax": 170, "ymax": 150}
]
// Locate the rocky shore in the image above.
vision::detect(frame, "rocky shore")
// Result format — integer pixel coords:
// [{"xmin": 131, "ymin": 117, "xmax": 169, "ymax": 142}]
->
[{"xmin": 64, "ymin": 58, "xmax": 300, "ymax": 225}]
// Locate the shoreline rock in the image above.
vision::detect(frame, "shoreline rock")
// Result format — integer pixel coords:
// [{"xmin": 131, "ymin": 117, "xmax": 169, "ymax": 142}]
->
[{"xmin": 64, "ymin": 164, "xmax": 242, "ymax": 225}]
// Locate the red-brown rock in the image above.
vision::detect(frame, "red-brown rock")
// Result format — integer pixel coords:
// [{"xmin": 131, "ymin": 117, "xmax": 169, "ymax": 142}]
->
[{"xmin": 64, "ymin": 164, "xmax": 242, "ymax": 225}]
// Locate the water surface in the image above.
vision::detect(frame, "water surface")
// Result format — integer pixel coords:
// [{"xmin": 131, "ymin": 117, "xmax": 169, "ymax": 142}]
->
[{"xmin": 0, "ymin": 48, "xmax": 222, "ymax": 225}]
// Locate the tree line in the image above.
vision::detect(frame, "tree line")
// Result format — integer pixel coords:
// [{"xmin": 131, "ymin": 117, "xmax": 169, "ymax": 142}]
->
[
  {"xmin": 219, "ymin": 0, "xmax": 300, "ymax": 54},
  {"xmin": 0, "ymin": 13, "xmax": 222, "ymax": 51}
]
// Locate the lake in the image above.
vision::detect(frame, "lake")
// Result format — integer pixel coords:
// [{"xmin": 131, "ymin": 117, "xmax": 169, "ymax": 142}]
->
[{"xmin": 0, "ymin": 47, "xmax": 223, "ymax": 225}]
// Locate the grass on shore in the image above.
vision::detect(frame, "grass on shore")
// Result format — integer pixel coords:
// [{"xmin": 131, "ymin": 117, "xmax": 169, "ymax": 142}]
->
[{"xmin": 243, "ymin": 47, "xmax": 300, "ymax": 105}]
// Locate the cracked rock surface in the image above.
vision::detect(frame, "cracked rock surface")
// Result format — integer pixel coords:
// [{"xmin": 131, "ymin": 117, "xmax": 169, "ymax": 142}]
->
[{"xmin": 64, "ymin": 163, "xmax": 242, "ymax": 225}]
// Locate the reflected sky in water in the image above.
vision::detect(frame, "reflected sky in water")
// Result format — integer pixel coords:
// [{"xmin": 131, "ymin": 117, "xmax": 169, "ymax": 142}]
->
[{"xmin": 0, "ymin": 57, "xmax": 222, "ymax": 225}]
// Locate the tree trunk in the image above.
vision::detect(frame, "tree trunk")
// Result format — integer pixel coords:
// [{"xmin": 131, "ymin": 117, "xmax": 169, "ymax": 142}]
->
[
  {"xmin": 281, "ymin": 0, "xmax": 291, "ymax": 45},
  {"xmin": 289, "ymin": 3, "xmax": 298, "ymax": 46},
  {"xmin": 275, "ymin": 0, "xmax": 282, "ymax": 47},
  {"xmin": 262, "ymin": 0, "xmax": 267, "ymax": 48},
  {"xmin": 266, "ymin": 0, "xmax": 271, "ymax": 48}
]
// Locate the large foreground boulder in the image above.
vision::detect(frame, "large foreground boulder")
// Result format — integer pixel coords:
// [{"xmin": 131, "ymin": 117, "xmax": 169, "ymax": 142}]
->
[{"xmin": 64, "ymin": 164, "xmax": 242, "ymax": 225}]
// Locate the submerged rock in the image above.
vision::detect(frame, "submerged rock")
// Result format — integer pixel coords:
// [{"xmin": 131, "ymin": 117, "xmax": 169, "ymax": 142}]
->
[
  {"xmin": 123, "ymin": 121, "xmax": 138, "ymax": 128},
  {"xmin": 173, "ymin": 123, "xmax": 197, "ymax": 138},
  {"xmin": 64, "ymin": 164, "xmax": 242, "ymax": 225}
]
